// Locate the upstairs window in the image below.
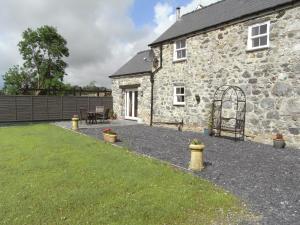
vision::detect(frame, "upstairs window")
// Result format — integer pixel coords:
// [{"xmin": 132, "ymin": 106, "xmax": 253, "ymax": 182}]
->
[
  {"xmin": 247, "ymin": 21, "xmax": 270, "ymax": 50},
  {"xmin": 173, "ymin": 86, "xmax": 185, "ymax": 105},
  {"xmin": 174, "ymin": 39, "xmax": 187, "ymax": 61}
]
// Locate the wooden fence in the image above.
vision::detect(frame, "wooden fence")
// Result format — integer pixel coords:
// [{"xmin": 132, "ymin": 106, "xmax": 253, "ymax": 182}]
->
[{"xmin": 0, "ymin": 96, "xmax": 113, "ymax": 122}]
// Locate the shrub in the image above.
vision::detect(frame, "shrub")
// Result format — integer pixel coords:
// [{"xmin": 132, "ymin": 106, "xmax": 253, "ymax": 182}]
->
[{"xmin": 190, "ymin": 139, "xmax": 203, "ymax": 145}]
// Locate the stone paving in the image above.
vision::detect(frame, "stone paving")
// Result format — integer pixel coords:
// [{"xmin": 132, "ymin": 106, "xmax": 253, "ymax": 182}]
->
[
  {"xmin": 74, "ymin": 124, "xmax": 300, "ymax": 225},
  {"xmin": 54, "ymin": 119, "xmax": 138, "ymax": 129}
]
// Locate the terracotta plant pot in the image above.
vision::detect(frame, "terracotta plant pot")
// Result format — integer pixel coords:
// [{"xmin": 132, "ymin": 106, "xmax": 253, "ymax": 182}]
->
[
  {"xmin": 189, "ymin": 144, "xmax": 205, "ymax": 171},
  {"xmin": 103, "ymin": 133, "xmax": 117, "ymax": 143},
  {"xmin": 273, "ymin": 139, "xmax": 285, "ymax": 149}
]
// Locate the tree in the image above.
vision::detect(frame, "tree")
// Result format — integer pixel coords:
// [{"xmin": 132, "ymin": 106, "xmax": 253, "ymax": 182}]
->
[
  {"xmin": 18, "ymin": 25, "xmax": 69, "ymax": 90},
  {"xmin": 3, "ymin": 65, "xmax": 32, "ymax": 95},
  {"xmin": 84, "ymin": 81, "xmax": 97, "ymax": 90}
]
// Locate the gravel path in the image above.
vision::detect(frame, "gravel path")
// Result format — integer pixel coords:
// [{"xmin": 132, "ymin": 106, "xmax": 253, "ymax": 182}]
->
[{"xmin": 79, "ymin": 125, "xmax": 300, "ymax": 225}]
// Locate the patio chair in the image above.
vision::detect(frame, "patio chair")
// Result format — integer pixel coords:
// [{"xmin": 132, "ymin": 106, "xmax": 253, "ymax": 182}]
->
[
  {"xmin": 79, "ymin": 107, "xmax": 92, "ymax": 124},
  {"xmin": 95, "ymin": 106, "xmax": 105, "ymax": 123}
]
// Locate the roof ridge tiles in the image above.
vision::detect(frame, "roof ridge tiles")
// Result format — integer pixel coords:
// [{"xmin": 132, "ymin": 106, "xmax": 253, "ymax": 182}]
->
[{"xmin": 181, "ymin": 0, "xmax": 227, "ymax": 18}]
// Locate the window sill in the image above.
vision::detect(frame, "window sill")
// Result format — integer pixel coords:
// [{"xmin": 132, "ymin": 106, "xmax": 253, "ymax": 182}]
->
[
  {"xmin": 173, "ymin": 103, "xmax": 185, "ymax": 106},
  {"xmin": 246, "ymin": 46, "xmax": 270, "ymax": 53},
  {"xmin": 173, "ymin": 58, "xmax": 187, "ymax": 63}
]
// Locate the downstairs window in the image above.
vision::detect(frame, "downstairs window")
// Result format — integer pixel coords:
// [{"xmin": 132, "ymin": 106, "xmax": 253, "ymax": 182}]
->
[{"xmin": 173, "ymin": 86, "xmax": 185, "ymax": 105}]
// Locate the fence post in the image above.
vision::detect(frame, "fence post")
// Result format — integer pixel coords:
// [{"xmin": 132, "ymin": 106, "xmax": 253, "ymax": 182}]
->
[
  {"xmin": 61, "ymin": 96, "xmax": 64, "ymax": 120},
  {"xmin": 75, "ymin": 97, "xmax": 78, "ymax": 115},
  {"xmin": 46, "ymin": 96, "xmax": 49, "ymax": 120},
  {"xmin": 15, "ymin": 96, "xmax": 17, "ymax": 121},
  {"xmin": 31, "ymin": 96, "xmax": 33, "ymax": 122}
]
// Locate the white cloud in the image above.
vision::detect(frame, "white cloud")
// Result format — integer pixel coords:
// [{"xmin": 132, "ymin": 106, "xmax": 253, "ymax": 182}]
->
[
  {"xmin": 154, "ymin": 2, "xmax": 175, "ymax": 35},
  {"xmin": 153, "ymin": 0, "xmax": 221, "ymax": 36},
  {"xmin": 0, "ymin": 0, "xmax": 151, "ymax": 88},
  {"xmin": 0, "ymin": 0, "xmax": 220, "ymax": 88}
]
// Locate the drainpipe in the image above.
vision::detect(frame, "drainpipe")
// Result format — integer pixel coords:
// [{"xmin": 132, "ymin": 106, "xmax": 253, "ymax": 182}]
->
[
  {"xmin": 150, "ymin": 45, "xmax": 163, "ymax": 127},
  {"xmin": 150, "ymin": 73, "xmax": 154, "ymax": 126}
]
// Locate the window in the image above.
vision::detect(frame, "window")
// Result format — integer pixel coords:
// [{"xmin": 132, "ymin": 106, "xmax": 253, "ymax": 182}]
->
[
  {"xmin": 174, "ymin": 39, "xmax": 187, "ymax": 61},
  {"xmin": 173, "ymin": 86, "xmax": 185, "ymax": 105},
  {"xmin": 247, "ymin": 21, "xmax": 270, "ymax": 50}
]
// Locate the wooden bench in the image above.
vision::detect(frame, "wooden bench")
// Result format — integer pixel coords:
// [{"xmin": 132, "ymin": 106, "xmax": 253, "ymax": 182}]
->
[{"xmin": 215, "ymin": 117, "xmax": 245, "ymax": 141}]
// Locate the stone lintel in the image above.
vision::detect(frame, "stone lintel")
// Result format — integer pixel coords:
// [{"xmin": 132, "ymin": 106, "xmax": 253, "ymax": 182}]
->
[{"xmin": 119, "ymin": 84, "xmax": 141, "ymax": 89}]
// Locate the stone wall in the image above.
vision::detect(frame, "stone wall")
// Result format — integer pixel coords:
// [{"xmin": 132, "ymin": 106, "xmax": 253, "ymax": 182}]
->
[
  {"xmin": 111, "ymin": 74, "xmax": 151, "ymax": 124},
  {"xmin": 151, "ymin": 6, "xmax": 300, "ymax": 148}
]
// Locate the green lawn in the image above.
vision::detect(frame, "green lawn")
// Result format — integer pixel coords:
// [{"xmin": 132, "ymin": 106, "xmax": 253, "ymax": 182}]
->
[{"xmin": 0, "ymin": 124, "xmax": 251, "ymax": 225}]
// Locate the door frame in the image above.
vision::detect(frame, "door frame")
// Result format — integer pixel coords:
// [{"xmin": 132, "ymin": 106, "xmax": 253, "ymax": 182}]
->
[{"xmin": 124, "ymin": 89, "xmax": 138, "ymax": 120}]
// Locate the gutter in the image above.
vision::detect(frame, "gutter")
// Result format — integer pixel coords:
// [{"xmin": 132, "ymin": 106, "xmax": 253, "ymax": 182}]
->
[{"xmin": 109, "ymin": 71, "xmax": 151, "ymax": 78}]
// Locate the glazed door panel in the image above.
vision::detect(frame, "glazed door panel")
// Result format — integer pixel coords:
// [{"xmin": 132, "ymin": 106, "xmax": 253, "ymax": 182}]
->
[{"xmin": 124, "ymin": 89, "xmax": 138, "ymax": 120}]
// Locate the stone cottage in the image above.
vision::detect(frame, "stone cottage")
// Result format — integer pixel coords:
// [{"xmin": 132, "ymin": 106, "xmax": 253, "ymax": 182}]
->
[
  {"xmin": 110, "ymin": 0, "xmax": 300, "ymax": 148},
  {"xmin": 110, "ymin": 50, "xmax": 152, "ymax": 122}
]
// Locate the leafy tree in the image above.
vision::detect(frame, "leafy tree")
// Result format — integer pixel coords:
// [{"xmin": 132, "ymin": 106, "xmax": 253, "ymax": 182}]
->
[
  {"xmin": 59, "ymin": 81, "xmax": 110, "ymax": 96},
  {"xmin": 65, "ymin": 81, "xmax": 109, "ymax": 92},
  {"xmin": 84, "ymin": 81, "xmax": 97, "ymax": 90},
  {"xmin": 18, "ymin": 25, "xmax": 69, "ymax": 90},
  {"xmin": 3, "ymin": 66, "xmax": 32, "ymax": 95}
]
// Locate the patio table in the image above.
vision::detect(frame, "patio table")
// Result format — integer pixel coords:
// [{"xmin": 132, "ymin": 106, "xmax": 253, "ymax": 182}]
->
[
  {"xmin": 87, "ymin": 111, "xmax": 105, "ymax": 124},
  {"xmin": 87, "ymin": 112, "xmax": 97, "ymax": 124}
]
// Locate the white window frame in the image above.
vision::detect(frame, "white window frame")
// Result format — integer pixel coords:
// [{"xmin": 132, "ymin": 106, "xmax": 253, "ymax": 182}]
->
[
  {"xmin": 173, "ymin": 39, "xmax": 187, "ymax": 62},
  {"xmin": 247, "ymin": 21, "xmax": 270, "ymax": 51},
  {"xmin": 173, "ymin": 86, "xmax": 185, "ymax": 106}
]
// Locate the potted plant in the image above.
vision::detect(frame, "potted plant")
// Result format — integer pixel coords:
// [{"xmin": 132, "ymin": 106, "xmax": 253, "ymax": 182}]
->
[
  {"xmin": 108, "ymin": 110, "xmax": 117, "ymax": 120},
  {"xmin": 103, "ymin": 128, "xmax": 117, "ymax": 143},
  {"xmin": 189, "ymin": 139, "xmax": 205, "ymax": 171},
  {"xmin": 204, "ymin": 105, "xmax": 214, "ymax": 136},
  {"xmin": 112, "ymin": 113, "xmax": 117, "ymax": 120},
  {"xmin": 273, "ymin": 133, "xmax": 285, "ymax": 149}
]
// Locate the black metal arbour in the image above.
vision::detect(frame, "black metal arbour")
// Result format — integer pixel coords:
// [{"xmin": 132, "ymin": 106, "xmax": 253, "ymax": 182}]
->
[{"xmin": 212, "ymin": 85, "xmax": 246, "ymax": 141}]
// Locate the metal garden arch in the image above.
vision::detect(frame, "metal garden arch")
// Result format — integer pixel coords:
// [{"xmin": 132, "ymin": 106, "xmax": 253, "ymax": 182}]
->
[{"xmin": 212, "ymin": 85, "xmax": 246, "ymax": 141}]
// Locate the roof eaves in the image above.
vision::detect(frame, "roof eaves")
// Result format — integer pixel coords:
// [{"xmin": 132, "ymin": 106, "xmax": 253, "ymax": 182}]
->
[
  {"xmin": 149, "ymin": 0, "xmax": 296, "ymax": 47},
  {"xmin": 109, "ymin": 71, "xmax": 152, "ymax": 78}
]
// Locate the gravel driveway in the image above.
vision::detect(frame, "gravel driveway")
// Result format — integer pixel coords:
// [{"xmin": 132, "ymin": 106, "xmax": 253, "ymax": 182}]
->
[{"xmin": 79, "ymin": 125, "xmax": 300, "ymax": 225}]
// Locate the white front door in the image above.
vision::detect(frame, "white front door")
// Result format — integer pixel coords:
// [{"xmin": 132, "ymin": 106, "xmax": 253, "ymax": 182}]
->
[{"xmin": 124, "ymin": 89, "xmax": 138, "ymax": 120}]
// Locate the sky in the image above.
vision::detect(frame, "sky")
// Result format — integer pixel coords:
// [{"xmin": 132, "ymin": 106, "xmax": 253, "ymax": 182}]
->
[{"xmin": 0, "ymin": 0, "xmax": 220, "ymax": 88}]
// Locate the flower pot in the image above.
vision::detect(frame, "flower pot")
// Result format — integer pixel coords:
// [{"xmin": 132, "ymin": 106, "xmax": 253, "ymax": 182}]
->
[
  {"xmin": 273, "ymin": 139, "xmax": 285, "ymax": 149},
  {"xmin": 103, "ymin": 133, "xmax": 117, "ymax": 143},
  {"xmin": 189, "ymin": 144, "xmax": 205, "ymax": 171}
]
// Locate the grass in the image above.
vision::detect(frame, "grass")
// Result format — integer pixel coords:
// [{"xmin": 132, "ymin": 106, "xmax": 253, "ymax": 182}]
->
[{"xmin": 0, "ymin": 124, "xmax": 251, "ymax": 225}]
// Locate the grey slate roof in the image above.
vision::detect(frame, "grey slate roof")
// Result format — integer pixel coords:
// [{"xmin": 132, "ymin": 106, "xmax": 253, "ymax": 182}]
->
[
  {"xmin": 110, "ymin": 50, "xmax": 152, "ymax": 77},
  {"xmin": 150, "ymin": 0, "xmax": 296, "ymax": 46}
]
